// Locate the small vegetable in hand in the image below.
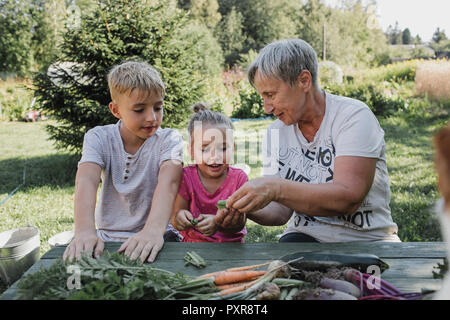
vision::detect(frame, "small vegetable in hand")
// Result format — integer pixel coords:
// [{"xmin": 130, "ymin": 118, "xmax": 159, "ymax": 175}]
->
[
  {"xmin": 184, "ymin": 251, "xmax": 206, "ymax": 268},
  {"xmin": 217, "ymin": 200, "xmax": 227, "ymax": 210}
]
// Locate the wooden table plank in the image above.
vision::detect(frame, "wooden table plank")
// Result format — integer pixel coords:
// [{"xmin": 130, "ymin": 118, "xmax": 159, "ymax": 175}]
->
[
  {"xmin": 41, "ymin": 242, "xmax": 449, "ymax": 260},
  {"xmin": 2, "ymin": 242, "xmax": 446, "ymax": 300}
]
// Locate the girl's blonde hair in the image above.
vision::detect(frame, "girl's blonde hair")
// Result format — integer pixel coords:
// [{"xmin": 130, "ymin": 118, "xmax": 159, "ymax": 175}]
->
[
  {"xmin": 107, "ymin": 61, "xmax": 165, "ymax": 102},
  {"xmin": 187, "ymin": 102, "xmax": 234, "ymax": 138}
]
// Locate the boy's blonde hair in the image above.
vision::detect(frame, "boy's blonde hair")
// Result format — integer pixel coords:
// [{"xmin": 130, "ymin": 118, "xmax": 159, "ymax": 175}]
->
[{"xmin": 107, "ymin": 61, "xmax": 165, "ymax": 102}]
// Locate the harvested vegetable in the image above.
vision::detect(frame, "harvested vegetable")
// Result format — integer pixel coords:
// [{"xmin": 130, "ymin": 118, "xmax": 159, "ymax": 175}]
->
[
  {"xmin": 206, "ymin": 270, "xmax": 266, "ymax": 285},
  {"xmin": 190, "ymin": 218, "xmax": 199, "ymax": 226},
  {"xmin": 280, "ymin": 251, "xmax": 390, "ymax": 273},
  {"xmin": 298, "ymin": 288, "xmax": 358, "ymax": 300},
  {"xmin": 184, "ymin": 251, "xmax": 206, "ymax": 268},
  {"xmin": 319, "ymin": 277, "xmax": 361, "ymax": 298},
  {"xmin": 217, "ymin": 200, "xmax": 227, "ymax": 209},
  {"xmin": 16, "ymin": 251, "xmax": 217, "ymax": 300},
  {"xmin": 255, "ymin": 282, "xmax": 280, "ymax": 300}
]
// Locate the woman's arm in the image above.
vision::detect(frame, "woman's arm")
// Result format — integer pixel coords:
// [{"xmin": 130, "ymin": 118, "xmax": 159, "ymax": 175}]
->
[{"xmin": 228, "ymin": 156, "xmax": 377, "ymax": 217}]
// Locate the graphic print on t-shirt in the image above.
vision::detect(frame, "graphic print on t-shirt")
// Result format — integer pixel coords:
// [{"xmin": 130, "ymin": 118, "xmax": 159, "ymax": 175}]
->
[
  {"xmin": 277, "ymin": 135, "xmax": 375, "ymax": 230},
  {"xmin": 278, "ymin": 136, "xmax": 335, "ymax": 184}
]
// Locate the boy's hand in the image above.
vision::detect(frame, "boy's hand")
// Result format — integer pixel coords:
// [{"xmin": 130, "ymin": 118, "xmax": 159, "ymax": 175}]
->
[
  {"xmin": 118, "ymin": 229, "xmax": 164, "ymax": 263},
  {"xmin": 196, "ymin": 214, "xmax": 217, "ymax": 237},
  {"xmin": 173, "ymin": 210, "xmax": 195, "ymax": 230},
  {"xmin": 63, "ymin": 230, "xmax": 104, "ymax": 263}
]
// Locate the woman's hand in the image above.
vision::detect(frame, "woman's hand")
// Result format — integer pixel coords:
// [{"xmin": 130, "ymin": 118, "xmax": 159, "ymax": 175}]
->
[{"xmin": 226, "ymin": 177, "xmax": 279, "ymax": 213}]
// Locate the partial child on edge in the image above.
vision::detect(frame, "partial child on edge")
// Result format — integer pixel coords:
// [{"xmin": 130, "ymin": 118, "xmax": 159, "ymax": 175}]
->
[
  {"xmin": 63, "ymin": 61, "xmax": 183, "ymax": 263},
  {"xmin": 170, "ymin": 103, "xmax": 248, "ymax": 242}
]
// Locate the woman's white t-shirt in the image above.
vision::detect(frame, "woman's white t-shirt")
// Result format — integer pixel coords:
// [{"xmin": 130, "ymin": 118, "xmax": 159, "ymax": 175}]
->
[{"xmin": 262, "ymin": 92, "xmax": 400, "ymax": 242}]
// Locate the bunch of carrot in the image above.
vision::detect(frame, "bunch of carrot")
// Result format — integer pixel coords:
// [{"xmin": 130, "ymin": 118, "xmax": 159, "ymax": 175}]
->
[{"xmin": 197, "ymin": 262, "xmax": 271, "ymax": 297}]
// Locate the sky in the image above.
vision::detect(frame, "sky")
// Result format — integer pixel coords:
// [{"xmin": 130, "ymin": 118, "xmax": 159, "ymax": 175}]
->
[{"xmin": 324, "ymin": 0, "xmax": 450, "ymax": 42}]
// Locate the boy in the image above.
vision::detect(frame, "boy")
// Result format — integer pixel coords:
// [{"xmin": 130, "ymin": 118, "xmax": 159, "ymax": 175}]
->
[{"xmin": 63, "ymin": 61, "xmax": 183, "ymax": 263}]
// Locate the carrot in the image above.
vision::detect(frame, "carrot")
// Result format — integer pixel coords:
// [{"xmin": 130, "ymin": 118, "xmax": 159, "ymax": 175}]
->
[
  {"xmin": 218, "ymin": 278, "xmax": 260, "ymax": 296},
  {"xmin": 216, "ymin": 276, "xmax": 264, "ymax": 290},
  {"xmin": 213, "ymin": 270, "xmax": 266, "ymax": 285},
  {"xmin": 198, "ymin": 262, "xmax": 270, "ymax": 279},
  {"xmin": 225, "ymin": 261, "xmax": 271, "ymax": 272}
]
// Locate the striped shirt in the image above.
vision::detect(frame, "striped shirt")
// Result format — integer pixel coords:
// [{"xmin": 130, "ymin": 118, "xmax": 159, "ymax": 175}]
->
[{"xmin": 79, "ymin": 120, "xmax": 183, "ymax": 241}]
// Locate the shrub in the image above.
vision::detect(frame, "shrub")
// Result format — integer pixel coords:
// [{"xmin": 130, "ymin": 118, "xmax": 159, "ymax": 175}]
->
[
  {"xmin": 318, "ymin": 60, "xmax": 343, "ymax": 86},
  {"xmin": 231, "ymin": 82, "xmax": 266, "ymax": 119},
  {"xmin": 326, "ymin": 80, "xmax": 406, "ymax": 117},
  {"xmin": 33, "ymin": 0, "xmax": 210, "ymax": 152},
  {"xmin": 0, "ymin": 79, "xmax": 34, "ymax": 121}
]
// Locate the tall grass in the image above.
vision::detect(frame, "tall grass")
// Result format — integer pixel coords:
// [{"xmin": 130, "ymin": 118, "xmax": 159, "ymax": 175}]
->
[{"xmin": 415, "ymin": 59, "xmax": 450, "ymax": 101}]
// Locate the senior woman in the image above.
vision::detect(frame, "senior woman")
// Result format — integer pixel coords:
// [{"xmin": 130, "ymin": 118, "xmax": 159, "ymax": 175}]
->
[{"xmin": 215, "ymin": 38, "xmax": 400, "ymax": 242}]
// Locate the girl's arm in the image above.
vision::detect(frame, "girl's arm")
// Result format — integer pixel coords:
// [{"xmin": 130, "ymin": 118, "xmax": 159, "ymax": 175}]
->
[
  {"xmin": 170, "ymin": 194, "xmax": 193, "ymax": 231},
  {"xmin": 118, "ymin": 159, "xmax": 183, "ymax": 263},
  {"xmin": 63, "ymin": 162, "xmax": 103, "ymax": 262}
]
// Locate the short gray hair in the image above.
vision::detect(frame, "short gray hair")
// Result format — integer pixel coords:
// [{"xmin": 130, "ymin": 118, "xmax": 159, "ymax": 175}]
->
[{"xmin": 248, "ymin": 39, "xmax": 319, "ymax": 88}]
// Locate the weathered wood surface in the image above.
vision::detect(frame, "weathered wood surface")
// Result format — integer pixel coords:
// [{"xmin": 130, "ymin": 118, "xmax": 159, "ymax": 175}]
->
[{"xmin": 1, "ymin": 242, "xmax": 447, "ymax": 300}]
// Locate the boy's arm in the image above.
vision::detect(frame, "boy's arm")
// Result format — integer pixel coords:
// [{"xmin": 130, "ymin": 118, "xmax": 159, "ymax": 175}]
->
[
  {"xmin": 118, "ymin": 159, "xmax": 183, "ymax": 263},
  {"xmin": 63, "ymin": 162, "xmax": 103, "ymax": 262}
]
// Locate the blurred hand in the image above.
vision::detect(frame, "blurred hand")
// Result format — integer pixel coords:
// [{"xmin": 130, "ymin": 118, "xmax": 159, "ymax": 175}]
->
[
  {"xmin": 195, "ymin": 214, "xmax": 217, "ymax": 237},
  {"xmin": 63, "ymin": 230, "xmax": 104, "ymax": 263},
  {"xmin": 118, "ymin": 228, "xmax": 164, "ymax": 263},
  {"xmin": 215, "ymin": 208, "xmax": 246, "ymax": 232}
]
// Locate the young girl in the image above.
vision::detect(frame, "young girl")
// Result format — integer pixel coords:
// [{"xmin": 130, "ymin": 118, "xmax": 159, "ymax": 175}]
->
[{"xmin": 170, "ymin": 103, "xmax": 248, "ymax": 242}]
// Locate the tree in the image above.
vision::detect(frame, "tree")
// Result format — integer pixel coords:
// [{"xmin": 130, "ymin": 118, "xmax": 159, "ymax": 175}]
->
[
  {"xmin": 402, "ymin": 28, "xmax": 412, "ymax": 45},
  {"xmin": 0, "ymin": 0, "xmax": 34, "ymax": 77},
  {"xmin": 385, "ymin": 21, "xmax": 402, "ymax": 44},
  {"xmin": 33, "ymin": 0, "xmax": 209, "ymax": 152},
  {"xmin": 215, "ymin": 6, "xmax": 245, "ymax": 66},
  {"xmin": 432, "ymin": 27, "xmax": 447, "ymax": 43},
  {"xmin": 178, "ymin": 0, "xmax": 221, "ymax": 29}
]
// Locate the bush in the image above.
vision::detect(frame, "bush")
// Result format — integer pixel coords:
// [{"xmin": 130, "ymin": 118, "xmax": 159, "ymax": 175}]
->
[
  {"xmin": 318, "ymin": 60, "xmax": 343, "ymax": 86},
  {"xmin": 33, "ymin": 0, "xmax": 210, "ymax": 152},
  {"xmin": 326, "ymin": 81, "xmax": 407, "ymax": 117},
  {"xmin": 231, "ymin": 82, "xmax": 266, "ymax": 119},
  {"xmin": 0, "ymin": 79, "xmax": 34, "ymax": 121}
]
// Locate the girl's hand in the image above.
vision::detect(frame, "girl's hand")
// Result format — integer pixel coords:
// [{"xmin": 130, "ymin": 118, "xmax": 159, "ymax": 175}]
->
[
  {"xmin": 196, "ymin": 214, "xmax": 217, "ymax": 237},
  {"xmin": 173, "ymin": 210, "xmax": 194, "ymax": 230}
]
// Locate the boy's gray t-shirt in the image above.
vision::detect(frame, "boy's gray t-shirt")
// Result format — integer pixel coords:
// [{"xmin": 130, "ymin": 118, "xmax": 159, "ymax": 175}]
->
[
  {"xmin": 262, "ymin": 92, "xmax": 400, "ymax": 242},
  {"xmin": 79, "ymin": 120, "xmax": 183, "ymax": 241}
]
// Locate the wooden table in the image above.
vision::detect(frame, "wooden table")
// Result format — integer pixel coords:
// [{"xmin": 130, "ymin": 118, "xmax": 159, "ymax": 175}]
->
[{"xmin": 1, "ymin": 242, "xmax": 447, "ymax": 300}]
